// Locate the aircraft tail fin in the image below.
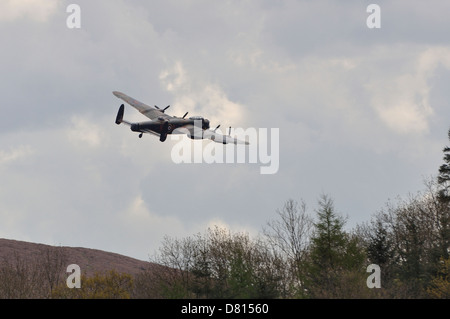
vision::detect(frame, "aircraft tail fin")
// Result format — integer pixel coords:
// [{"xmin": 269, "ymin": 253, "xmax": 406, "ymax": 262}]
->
[
  {"xmin": 115, "ymin": 104, "xmax": 131, "ymax": 126},
  {"xmin": 115, "ymin": 104, "xmax": 124, "ymax": 124}
]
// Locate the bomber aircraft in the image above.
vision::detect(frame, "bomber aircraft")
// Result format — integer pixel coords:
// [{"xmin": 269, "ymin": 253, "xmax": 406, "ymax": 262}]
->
[{"xmin": 113, "ymin": 91, "xmax": 249, "ymax": 144}]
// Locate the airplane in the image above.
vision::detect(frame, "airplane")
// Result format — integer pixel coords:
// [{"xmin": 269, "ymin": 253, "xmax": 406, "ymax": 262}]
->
[{"xmin": 113, "ymin": 91, "xmax": 249, "ymax": 145}]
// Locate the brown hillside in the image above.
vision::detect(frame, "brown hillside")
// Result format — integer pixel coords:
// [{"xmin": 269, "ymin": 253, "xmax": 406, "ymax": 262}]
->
[{"xmin": 0, "ymin": 238, "xmax": 155, "ymax": 277}]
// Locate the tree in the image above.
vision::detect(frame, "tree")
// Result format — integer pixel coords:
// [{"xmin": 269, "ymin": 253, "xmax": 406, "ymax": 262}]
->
[
  {"xmin": 435, "ymin": 128, "xmax": 450, "ymax": 263},
  {"xmin": 52, "ymin": 270, "xmax": 134, "ymax": 299},
  {"xmin": 196, "ymin": 227, "xmax": 281, "ymax": 299},
  {"xmin": 438, "ymin": 128, "xmax": 450, "ymax": 201},
  {"xmin": 38, "ymin": 246, "xmax": 67, "ymax": 297},
  {"xmin": 148, "ymin": 235, "xmax": 199, "ymax": 298},
  {"xmin": 305, "ymin": 194, "xmax": 366, "ymax": 298},
  {"xmin": 0, "ymin": 246, "xmax": 67, "ymax": 298},
  {"xmin": 365, "ymin": 181, "xmax": 450, "ymax": 298},
  {"xmin": 367, "ymin": 218, "xmax": 393, "ymax": 266},
  {"xmin": 0, "ymin": 252, "xmax": 44, "ymax": 298},
  {"xmin": 427, "ymin": 257, "xmax": 450, "ymax": 298},
  {"xmin": 147, "ymin": 226, "xmax": 283, "ymax": 299},
  {"xmin": 309, "ymin": 195, "xmax": 348, "ymax": 270},
  {"xmin": 263, "ymin": 199, "xmax": 313, "ymax": 297}
]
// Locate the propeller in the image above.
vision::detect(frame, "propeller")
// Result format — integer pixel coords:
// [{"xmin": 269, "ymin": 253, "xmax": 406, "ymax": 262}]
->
[
  {"xmin": 182, "ymin": 112, "xmax": 189, "ymax": 119},
  {"xmin": 155, "ymin": 105, "xmax": 171, "ymax": 113},
  {"xmin": 213, "ymin": 125, "xmax": 231, "ymax": 135}
]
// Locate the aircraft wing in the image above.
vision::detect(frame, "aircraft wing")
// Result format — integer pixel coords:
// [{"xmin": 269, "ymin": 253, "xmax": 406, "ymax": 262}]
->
[
  {"xmin": 203, "ymin": 129, "xmax": 249, "ymax": 145},
  {"xmin": 113, "ymin": 91, "xmax": 172, "ymax": 120}
]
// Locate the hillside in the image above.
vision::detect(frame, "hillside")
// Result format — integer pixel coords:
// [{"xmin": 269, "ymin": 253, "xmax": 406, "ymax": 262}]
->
[{"xmin": 0, "ymin": 238, "xmax": 154, "ymax": 277}]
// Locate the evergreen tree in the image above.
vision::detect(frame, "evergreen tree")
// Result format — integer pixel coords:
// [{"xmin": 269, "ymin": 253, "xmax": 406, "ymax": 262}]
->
[
  {"xmin": 309, "ymin": 195, "xmax": 347, "ymax": 270},
  {"xmin": 306, "ymin": 195, "xmax": 366, "ymax": 297},
  {"xmin": 436, "ymin": 129, "xmax": 450, "ymax": 261},
  {"xmin": 438, "ymin": 128, "xmax": 450, "ymax": 201},
  {"xmin": 367, "ymin": 219, "xmax": 392, "ymax": 266}
]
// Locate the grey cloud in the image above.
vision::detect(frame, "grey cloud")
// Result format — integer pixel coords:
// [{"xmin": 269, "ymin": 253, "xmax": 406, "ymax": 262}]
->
[{"xmin": 1, "ymin": 1, "xmax": 449, "ymax": 260}]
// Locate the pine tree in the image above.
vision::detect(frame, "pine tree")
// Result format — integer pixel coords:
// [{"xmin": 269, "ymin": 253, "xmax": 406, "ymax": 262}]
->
[
  {"xmin": 438, "ymin": 128, "xmax": 450, "ymax": 201},
  {"xmin": 305, "ymin": 195, "xmax": 366, "ymax": 297},
  {"xmin": 309, "ymin": 195, "xmax": 347, "ymax": 270},
  {"xmin": 367, "ymin": 219, "xmax": 392, "ymax": 266},
  {"xmin": 436, "ymin": 128, "xmax": 450, "ymax": 261}
]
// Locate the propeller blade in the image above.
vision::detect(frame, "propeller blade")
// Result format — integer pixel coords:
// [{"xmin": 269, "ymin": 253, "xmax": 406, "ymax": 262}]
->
[
  {"xmin": 163, "ymin": 105, "xmax": 170, "ymax": 112},
  {"xmin": 214, "ymin": 124, "xmax": 220, "ymax": 132},
  {"xmin": 182, "ymin": 112, "xmax": 189, "ymax": 119},
  {"xmin": 228, "ymin": 126, "xmax": 231, "ymax": 136},
  {"xmin": 154, "ymin": 105, "xmax": 160, "ymax": 109}
]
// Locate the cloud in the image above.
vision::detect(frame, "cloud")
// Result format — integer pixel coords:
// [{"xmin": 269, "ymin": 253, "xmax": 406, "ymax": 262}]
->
[
  {"xmin": 366, "ymin": 45, "xmax": 450, "ymax": 135},
  {"xmin": 116, "ymin": 194, "xmax": 188, "ymax": 256},
  {"xmin": 115, "ymin": 194, "xmax": 262, "ymax": 258},
  {"xmin": 66, "ymin": 116, "xmax": 105, "ymax": 148},
  {"xmin": 0, "ymin": 145, "xmax": 34, "ymax": 166},
  {"xmin": 1, "ymin": 1, "xmax": 449, "ymax": 261},
  {"xmin": 0, "ymin": 0, "xmax": 59, "ymax": 22},
  {"xmin": 159, "ymin": 61, "xmax": 249, "ymax": 127}
]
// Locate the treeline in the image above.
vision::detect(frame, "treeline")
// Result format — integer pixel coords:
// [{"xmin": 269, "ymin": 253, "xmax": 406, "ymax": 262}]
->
[
  {"xmin": 1, "ymin": 131, "xmax": 449, "ymax": 299},
  {"xmin": 133, "ymin": 130, "xmax": 450, "ymax": 299},
  {"xmin": 0, "ymin": 246, "xmax": 69, "ymax": 298},
  {"xmin": 1, "ymin": 185, "xmax": 448, "ymax": 299},
  {"xmin": 0, "ymin": 244, "xmax": 137, "ymax": 299},
  {"xmin": 137, "ymin": 182, "xmax": 449, "ymax": 299}
]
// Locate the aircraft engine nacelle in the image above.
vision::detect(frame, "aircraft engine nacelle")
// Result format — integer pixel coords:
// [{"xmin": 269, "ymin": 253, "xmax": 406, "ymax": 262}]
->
[
  {"xmin": 189, "ymin": 116, "xmax": 210, "ymax": 130},
  {"xmin": 131, "ymin": 121, "xmax": 161, "ymax": 133},
  {"xmin": 130, "ymin": 123, "xmax": 141, "ymax": 132}
]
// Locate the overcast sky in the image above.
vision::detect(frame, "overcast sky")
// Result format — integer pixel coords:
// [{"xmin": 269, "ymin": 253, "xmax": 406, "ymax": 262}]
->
[{"xmin": 1, "ymin": 0, "xmax": 449, "ymax": 261}]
